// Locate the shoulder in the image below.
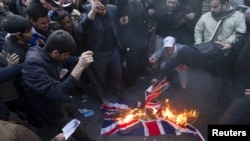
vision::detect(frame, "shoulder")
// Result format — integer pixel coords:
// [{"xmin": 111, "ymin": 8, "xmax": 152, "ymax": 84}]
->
[
  {"xmin": 232, "ymin": 10, "xmax": 245, "ymax": 18},
  {"xmin": 200, "ymin": 12, "xmax": 212, "ymax": 19},
  {"xmin": 82, "ymin": 4, "xmax": 91, "ymax": 12},
  {"xmin": 107, "ymin": 4, "xmax": 117, "ymax": 11}
]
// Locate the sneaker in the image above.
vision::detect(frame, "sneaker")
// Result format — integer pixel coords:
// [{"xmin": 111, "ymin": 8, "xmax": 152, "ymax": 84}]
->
[
  {"xmin": 101, "ymin": 98, "xmax": 110, "ymax": 106},
  {"xmin": 113, "ymin": 90, "xmax": 125, "ymax": 100}
]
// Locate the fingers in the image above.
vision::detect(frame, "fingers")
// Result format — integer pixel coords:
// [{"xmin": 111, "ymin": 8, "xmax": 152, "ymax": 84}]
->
[
  {"xmin": 151, "ymin": 78, "xmax": 160, "ymax": 86},
  {"xmin": 119, "ymin": 16, "xmax": 129, "ymax": 25},
  {"xmin": 149, "ymin": 56, "xmax": 156, "ymax": 63},
  {"xmin": 245, "ymin": 89, "xmax": 250, "ymax": 96},
  {"xmin": 79, "ymin": 51, "xmax": 94, "ymax": 64},
  {"xmin": 215, "ymin": 41, "xmax": 232, "ymax": 50},
  {"xmin": 7, "ymin": 53, "xmax": 20, "ymax": 65}
]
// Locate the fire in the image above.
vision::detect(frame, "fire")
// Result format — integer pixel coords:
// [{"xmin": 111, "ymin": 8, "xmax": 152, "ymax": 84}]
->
[
  {"xmin": 117, "ymin": 99, "xmax": 198, "ymax": 126},
  {"xmin": 159, "ymin": 99, "xmax": 198, "ymax": 126}
]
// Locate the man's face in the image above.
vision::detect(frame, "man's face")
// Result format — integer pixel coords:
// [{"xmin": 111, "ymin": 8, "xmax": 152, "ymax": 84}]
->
[
  {"xmin": 0, "ymin": 1, "xmax": 4, "ymax": 12},
  {"xmin": 166, "ymin": 0, "xmax": 178, "ymax": 11},
  {"xmin": 60, "ymin": 16, "xmax": 73, "ymax": 32},
  {"xmin": 53, "ymin": 51, "xmax": 71, "ymax": 62},
  {"xmin": 31, "ymin": 16, "xmax": 49, "ymax": 32},
  {"xmin": 210, "ymin": 0, "xmax": 227, "ymax": 17},
  {"xmin": 97, "ymin": 5, "xmax": 107, "ymax": 16},
  {"xmin": 165, "ymin": 46, "xmax": 175, "ymax": 56},
  {"xmin": 21, "ymin": 28, "xmax": 33, "ymax": 41}
]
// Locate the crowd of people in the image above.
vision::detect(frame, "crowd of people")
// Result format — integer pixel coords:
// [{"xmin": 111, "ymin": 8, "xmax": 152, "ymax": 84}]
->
[{"xmin": 1, "ymin": 0, "xmax": 250, "ymax": 140}]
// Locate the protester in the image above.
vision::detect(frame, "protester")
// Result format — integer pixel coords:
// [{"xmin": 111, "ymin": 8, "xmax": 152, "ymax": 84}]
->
[
  {"xmin": 78, "ymin": 0, "xmax": 126, "ymax": 100},
  {"xmin": 51, "ymin": 8, "xmax": 109, "ymax": 105},
  {"xmin": 22, "ymin": 30, "xmax": 94, "ymax": 141},
  {"xmin": 149, "ymin": 36, "xmax": 184, "ymax": 74},
  {"xmin": 119, "ymin": 0, "xmax": 153, "ymax": 94},
  {"xmin": 27, "ymin": 2, "xmax": 51, "ymax": 47},
  {"xmin": 0, "ymin": 0, "xmax": 13, "ymax": 50},
  {"xmin": 150, "ymin": 36, "xmax": 204, "ymax": 89},
  {"xmin": 194, "ymin": 0, "xmax": 246, "ymax": 44}
]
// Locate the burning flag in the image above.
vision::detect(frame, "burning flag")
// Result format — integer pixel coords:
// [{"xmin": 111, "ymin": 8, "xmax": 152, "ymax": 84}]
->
[{"xmin": 100, "ymin": 82, "xmax": 205, "ymax": 141}]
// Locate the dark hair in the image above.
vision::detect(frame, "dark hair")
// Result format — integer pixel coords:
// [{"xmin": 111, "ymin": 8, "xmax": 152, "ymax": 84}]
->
[
  {"xmin": 3, "ymin": 14, "xmax": 31, "ymax": 34},
  {"xmin": 209, "ymin": 0, "xmax": 229, "ymax": 4},
  {"xmin": 49, "ymin": 9, "xmax": 70, "ymax": 22},
  {"xmin": 101, "ymin": 0, "xmax": 109, "ymax": 5},
  {"xmin": 245, "ymin": 0, "xmax": 250, "ymax": 7},
  {"xmin": 44, "ymin": 30, "xmax": 76, "ymax": 53},
  {"xmin": 27, "ymin": 2, "xmax": 48, "ymax": 21}
]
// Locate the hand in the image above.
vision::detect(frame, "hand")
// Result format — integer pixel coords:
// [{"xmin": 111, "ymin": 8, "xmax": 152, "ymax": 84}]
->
[
  {"xmin": 78, "ymin": 51, "xmax": 94, "ymax": 68},
  {"xmin": 214, "ymin": 41, "xmax": 232, "ymax": 50},
  {"xmin": 119, "ymin": 16, "xmax": 129, "ymax": 26},
  {"xmin": 148, "ymin": 25, "xmax": 155, "ymax": 33},
  {"xmin": 7, "ymin": 53, "xmax": 19, "ymax": 66},
  {"xmin": 185, "ymin": 12, "xmax": 195, "ymax": 20},
  {"xmin": 50, "ymin": 133, "xmax": 66, "ymax": 141},
  {"xmin": 71, "ymin": 9, "xmax": 81, "ymax": 22},
  {"xmin": 245, "ymin": 89, "xmax": 250, "ymax": 98},
  {"xmin": 148, "ymin": 9, "xmax": 155, "ymax": 16},
  {"xmin": 149, "ymin": 56, "xmax": 157, "ymax": 64},
  {"xmin": 151, "ymin": 78, "xmax": 160, "ymax": 87},
  {"xmin": 35, "ymin": 39, "xmax": 45, "ymax": 47},
  {"xmin": 88, "ymin": 0, "xmax": 104, "ymax": 19}
]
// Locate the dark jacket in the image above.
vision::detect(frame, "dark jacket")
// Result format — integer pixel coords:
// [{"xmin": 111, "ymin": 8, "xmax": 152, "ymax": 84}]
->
[
  {"xmin": 6, "ymin": 40, "xmax": 29, "ymax": 63},
  {"xmin": 0, "ymin": 50, "xmax": 22, "ymax": 102},
  {"xmin": 158, "ymin": 46, "xmax": 203, "ymax": 80},
  {"xmin": 0, "ymin": 31, "xmax": 6, "ymax": 51},
  {"xmin": 22, "ymin": 46, "xmax": 77, "ymax": 122},
  {"xmin": 78, "ymin": 4, "xmax": 123, "ymax": 56}
]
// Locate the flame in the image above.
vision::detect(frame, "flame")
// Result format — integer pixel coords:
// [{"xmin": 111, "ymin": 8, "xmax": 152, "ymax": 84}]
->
[
  {"xmin": 159, "ymin": 99, "xmax": 198, "ymax": 126},
  {"xmin": 117, "ymin": 99, "xmax": 198, "ymax": 126}
]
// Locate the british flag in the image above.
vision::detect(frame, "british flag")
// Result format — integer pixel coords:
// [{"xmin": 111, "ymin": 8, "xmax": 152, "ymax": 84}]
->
[{"xmin": 100, "ymin": 82, "xmax": 205, "ymax": 141}]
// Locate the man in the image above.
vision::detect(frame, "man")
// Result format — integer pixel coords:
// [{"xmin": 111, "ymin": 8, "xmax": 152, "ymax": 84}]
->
[
  {"xmin": 78, "ymin": 0, "xmax": 125, "ymax": 100},
  {"xmin": 0, "ymin": 0, "xmax": 13, "ymax": 50},
  {"xmin": 194, "ymin": 1, "xmax": 247, "ymax": 105},
  {"xmin": 22, "ymin": 30, "xmax": 94, "ymax": 141},
  {"xmin": 3, "ymin": 14, "xmax": 33, "ymax": 63},
  {"xmin": 155, "ymin": 0, "xmax": 198, "ymax": 45},
  {"xmin": 151, "ymin": 36, "xmax": 203, "ymax": 89},
  {"xmin": 27, "ymin": 2, "xmax": 51, "ymax": 47},
  {"xmin": 194, "ymin": 0, "xmax": 246, "ymax": 44}
]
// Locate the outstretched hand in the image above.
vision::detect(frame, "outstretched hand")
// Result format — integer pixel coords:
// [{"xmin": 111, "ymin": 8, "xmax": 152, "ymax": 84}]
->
[
  {"xmin": 78, "ymin": 51, "xmax": 94, "ymax": 68},
  {"xmin": 214, "ymin": 41, "xmax": 232, "ymax": 50}
]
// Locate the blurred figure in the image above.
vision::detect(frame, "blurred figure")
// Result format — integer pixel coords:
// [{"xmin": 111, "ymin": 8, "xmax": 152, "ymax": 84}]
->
[
  {"xmin": 194, "ymin": 0, "xmax": 247, "ymax": 108},
  {"xmin": 78, "ymin": 0, "xmax": 126, "ymax": 100},
  {"xmin": 119, "ymin": 0, "xmax": 153, "ymax": 93},
  {"xmin": 0, "ymin": 0, "xmax": 13, "ymax": 50},
  {"xmin": 150, "ymin": 36, "xmax": 203, "ymax": 89}
]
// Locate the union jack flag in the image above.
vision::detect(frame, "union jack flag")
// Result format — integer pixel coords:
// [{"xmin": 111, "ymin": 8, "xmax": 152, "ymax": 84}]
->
[{"xmin": 100, "ymin": 82, "xmax": 205, "ymax": 141}]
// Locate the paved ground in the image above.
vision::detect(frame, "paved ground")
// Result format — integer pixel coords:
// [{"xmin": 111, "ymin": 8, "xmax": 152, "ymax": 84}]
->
[{"xmin": 39, "ymin": 69, "xmax": 224, "ymax": 141}]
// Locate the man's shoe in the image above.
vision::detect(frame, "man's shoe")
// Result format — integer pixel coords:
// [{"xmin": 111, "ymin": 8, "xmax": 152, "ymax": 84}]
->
[{"xmin": 114, "ymin": 90, "xmax": 125, "ymax": 100}]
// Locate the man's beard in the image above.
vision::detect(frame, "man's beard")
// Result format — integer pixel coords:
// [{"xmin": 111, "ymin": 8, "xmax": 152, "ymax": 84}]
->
[{"xmin": 211, "ymin": 11, "xmax": 222, "ymax": 18}]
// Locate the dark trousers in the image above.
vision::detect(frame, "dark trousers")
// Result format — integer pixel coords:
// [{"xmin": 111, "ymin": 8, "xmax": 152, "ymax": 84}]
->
[{"xmin": 91, "ymin": 48, "xmax": 123, "ymax": 93}]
